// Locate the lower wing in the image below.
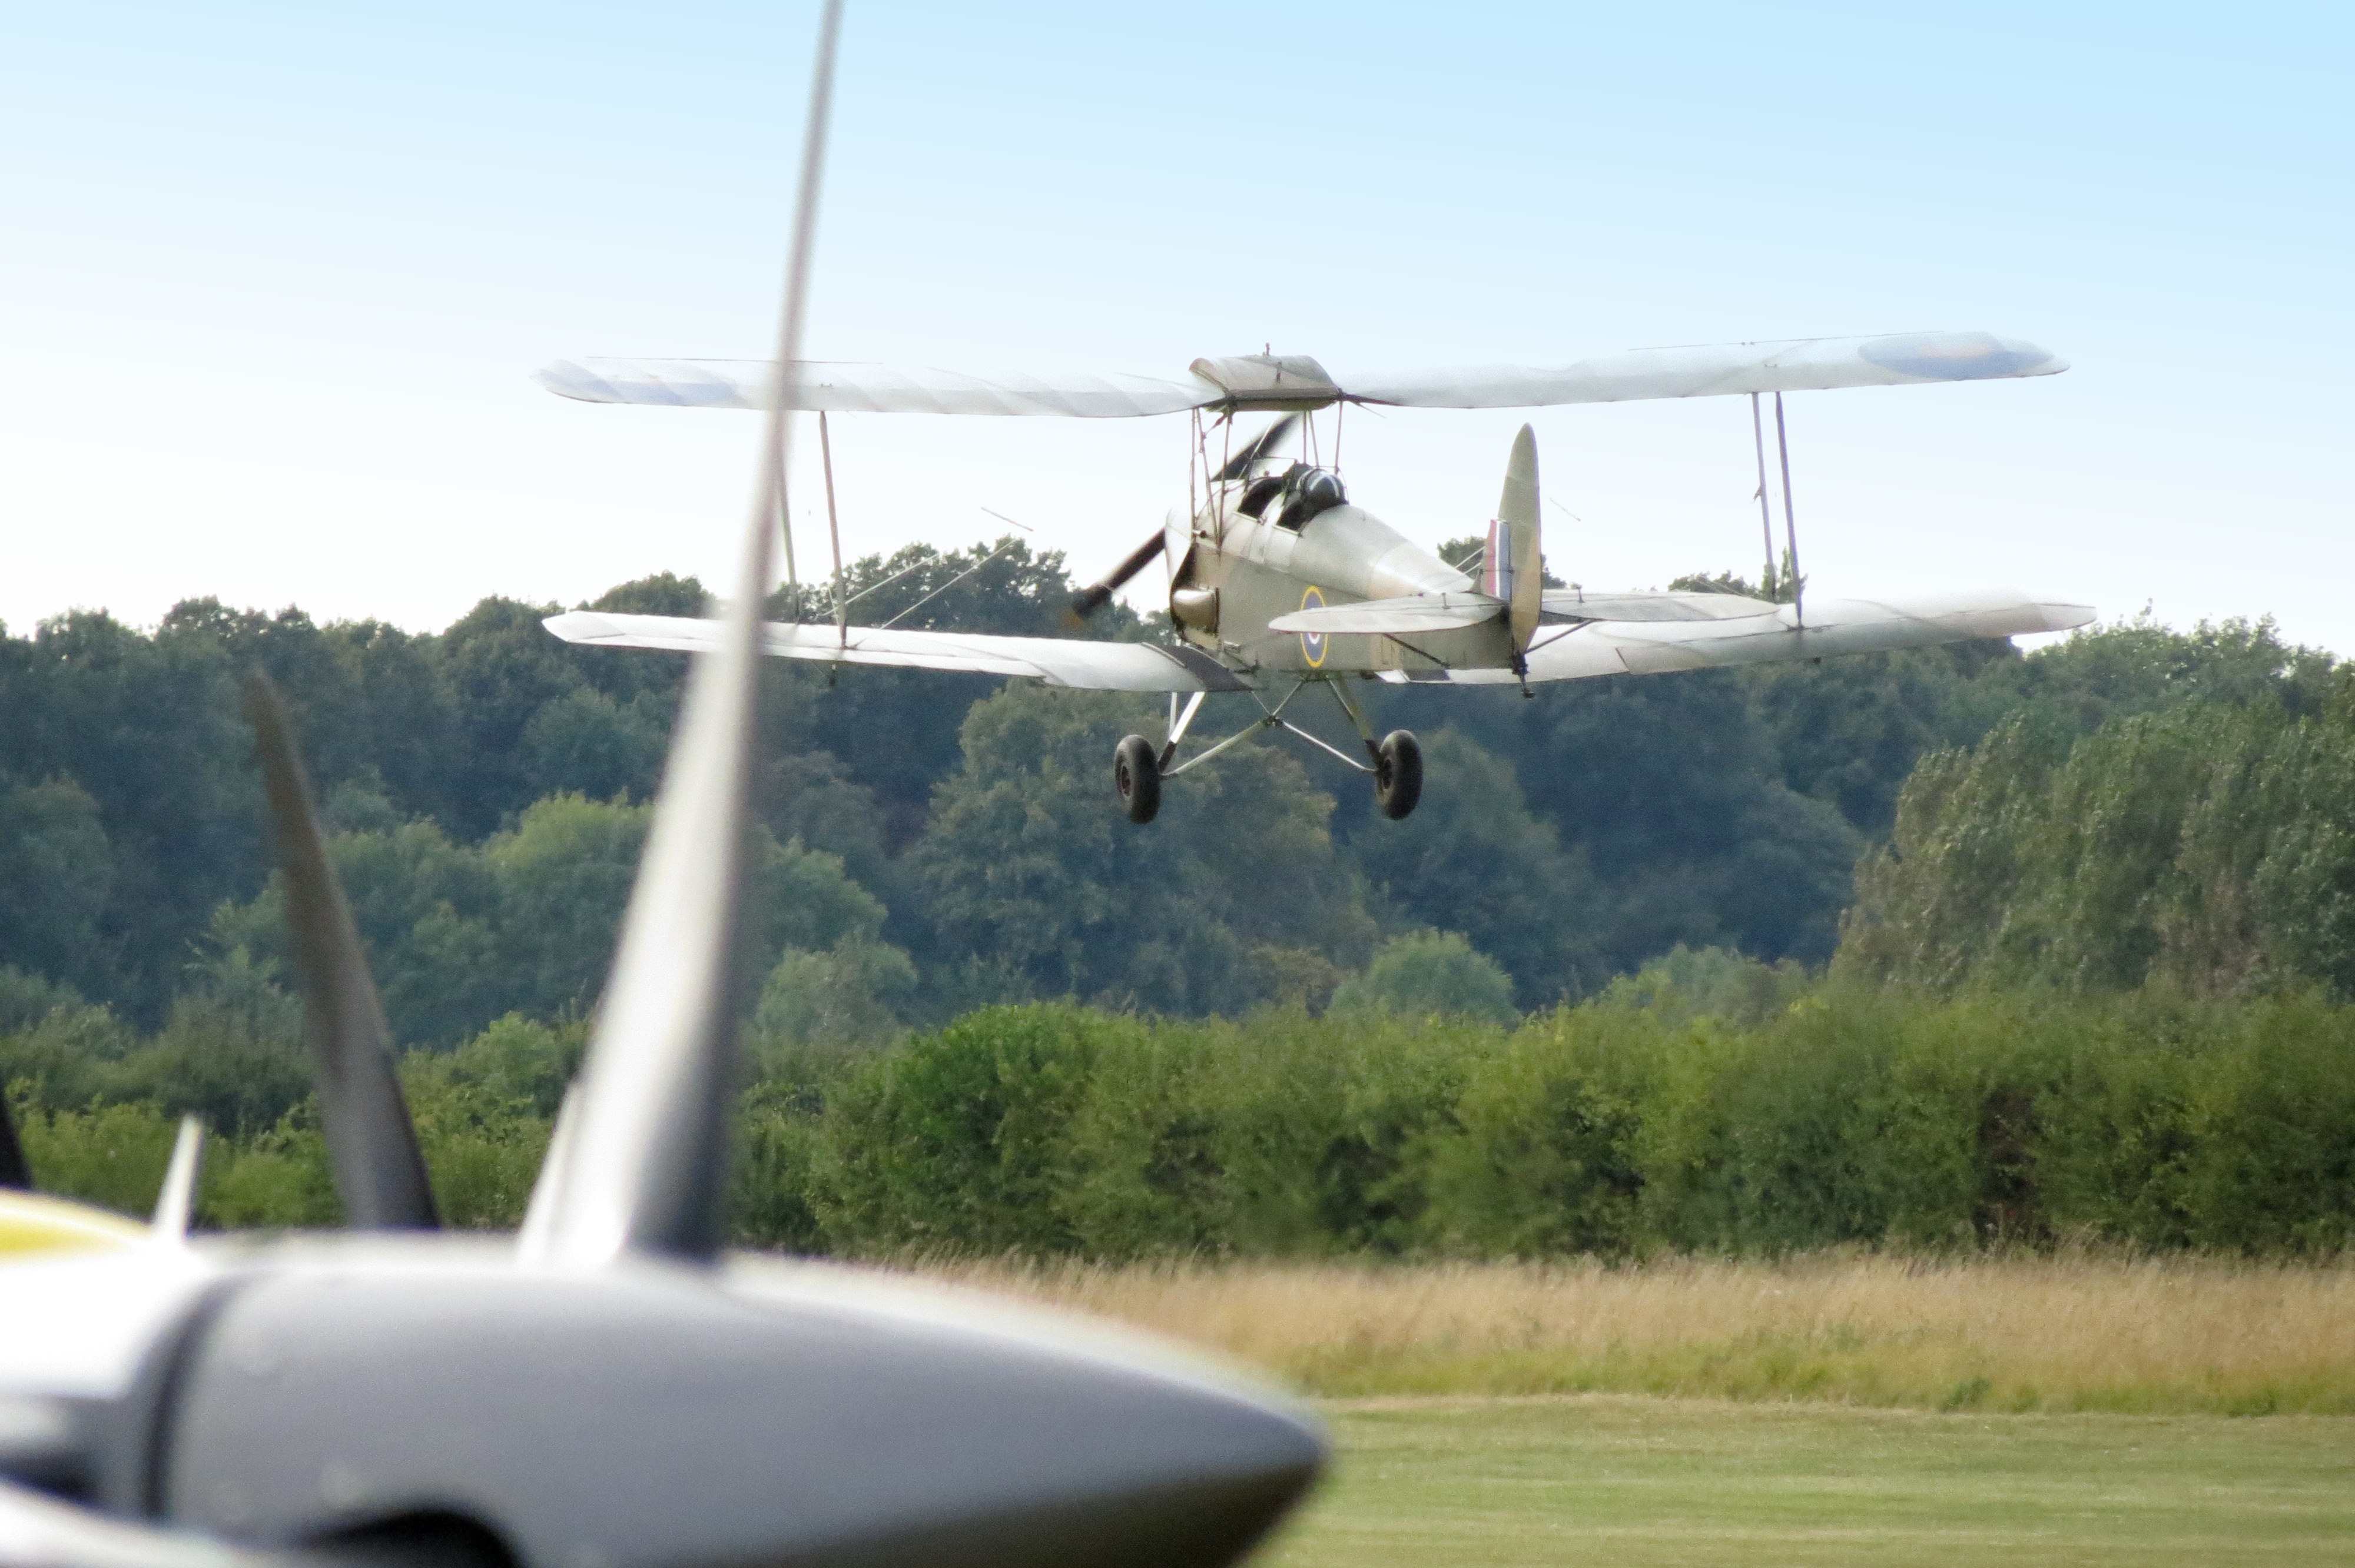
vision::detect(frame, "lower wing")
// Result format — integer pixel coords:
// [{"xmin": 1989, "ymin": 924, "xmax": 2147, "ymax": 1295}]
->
[
  {"xmin": 544, "ymin": 611, "xmax": 1252, "ymax": 693},
  {"xmin": 1376, "ymin": 590, "xmax": 2095, "ymax": 685}
]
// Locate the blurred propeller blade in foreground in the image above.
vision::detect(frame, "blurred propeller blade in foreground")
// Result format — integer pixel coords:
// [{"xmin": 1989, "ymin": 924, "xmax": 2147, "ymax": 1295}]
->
[
  {"xmin": 148, "ymin": 1117, "xmax": 204, "ymax": 1241},
  {"xmin": 525, "ymin": 0, "xmax": 843, "ymax": 1269},
  {"xmin": 0, "ymin": 1098, "xmax": 28, "ymax": 1191},
  {"xmin": 243, "ymin": 675, "xmax": 437, "ymax": 1231}
]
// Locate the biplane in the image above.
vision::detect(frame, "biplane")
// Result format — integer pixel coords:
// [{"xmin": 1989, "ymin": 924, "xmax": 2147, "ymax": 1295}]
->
[{"xmin": 540, "ymin": 333, "xmax": 2092, "ymax": 822}]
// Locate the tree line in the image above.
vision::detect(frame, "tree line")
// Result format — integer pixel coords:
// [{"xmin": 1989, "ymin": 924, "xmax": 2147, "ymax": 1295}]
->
[{"xmin": 1, "ymin": 539, "xmax": 2331, "ymax": 1041}]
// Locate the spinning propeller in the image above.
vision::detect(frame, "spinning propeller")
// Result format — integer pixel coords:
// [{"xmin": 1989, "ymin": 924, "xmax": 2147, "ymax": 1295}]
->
[
  {"xmin": 1066, "ymin": 413, "xmax": 1299, "ymax": 625},
  {"xmin": 1213, "ymin": 412, "xmax": 1299, "ymax": 484},
  {"xmin": 0, "ymin": 6, "xmax": 1325, "ymax": 1564}
]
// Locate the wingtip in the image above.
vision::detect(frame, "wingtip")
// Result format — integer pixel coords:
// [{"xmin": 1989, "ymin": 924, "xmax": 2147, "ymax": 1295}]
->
[
  {"xmin": 535, "ymin": 359, "xmax": 613, "ymax": 402},
  {"xmin": 2036, "ymin": 600, "xmax": 2098, "ymax": 632},
  {"xmin": 543, "ymin": 610, "xmax": 622, "ymax": 644}
]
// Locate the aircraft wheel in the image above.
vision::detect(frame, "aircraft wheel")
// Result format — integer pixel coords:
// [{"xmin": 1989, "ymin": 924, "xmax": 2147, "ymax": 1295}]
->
[
  {"xmin": 1114, "ymin": 733, "xmax": 1162, "ymax": 824},
  {"xmin": 1375, "ymin": 730, "xmax": 1422, "ymax": 820}
]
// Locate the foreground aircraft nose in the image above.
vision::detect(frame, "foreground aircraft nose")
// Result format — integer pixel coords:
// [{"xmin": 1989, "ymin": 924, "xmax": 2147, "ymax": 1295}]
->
[{"xmin": 150, "ymin": 1254, "xmax": 1323, "ymax": 1568}]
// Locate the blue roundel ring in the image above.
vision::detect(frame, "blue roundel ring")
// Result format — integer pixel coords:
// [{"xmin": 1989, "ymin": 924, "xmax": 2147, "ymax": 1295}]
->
[{"xmin": 1298, "ymin": 586, "xmax": 1328, "ymax": 667}]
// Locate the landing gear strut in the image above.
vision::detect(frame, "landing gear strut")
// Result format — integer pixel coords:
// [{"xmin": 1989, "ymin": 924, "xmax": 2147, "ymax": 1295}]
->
[
  {"xmin": 1374, "ymin": 730, "xmax": 1422, "ymax": 820},
  {"xmin": 1326, "ymin": 678, "xmax": 1421, "ymax": 821},
  {"xmin": 1113, "ymin": 733, "xmax": 1160, "ymax": 823},
  {"xmin": 1117, "ymin": 682, "xmax": 1422, "ymax": 824}
]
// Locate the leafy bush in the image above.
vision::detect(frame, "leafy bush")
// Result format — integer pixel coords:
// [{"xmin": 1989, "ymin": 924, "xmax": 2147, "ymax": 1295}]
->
[
  {"xmin": 817, "ymin": 1004, "xmax": 1110, "ymax": 1254},
  {"xmin": 778, "ymin": 973, "xmax": 2355, "ymax": 1261},
  {"xmin": 13, "ymin": 1098, "xmax": 181, "ymax": 1217},
  {"xmin": 9, "ymin": 955, "xmax": 2351, "ymax": 1262}
]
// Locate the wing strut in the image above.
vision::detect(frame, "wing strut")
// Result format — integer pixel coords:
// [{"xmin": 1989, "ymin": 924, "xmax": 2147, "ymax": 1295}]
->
[
  {"xmin": 1774, "ymin": 391, "xmax": 1805, "ymax": 629},
  {"xmin": 775, "ymin": 424, "xmax": 801, "ymax": 622},
  {"xmin": 820, "ymin": 410, "xmax": 847, "ymax": 650},
  {"xmin": 1749, "ymin": 393, "xmax": 1777, "ymax": 600}
]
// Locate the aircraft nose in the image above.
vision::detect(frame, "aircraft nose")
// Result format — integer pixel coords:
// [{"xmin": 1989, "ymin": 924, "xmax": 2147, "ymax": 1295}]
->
[
  {"xmin": 715, "ymin": 1265, "xmax": 1329, "ymax": 1568},
  {"xmin": 157, "ymin": 1259, "xmax": 1325, "ymax": 1568}
]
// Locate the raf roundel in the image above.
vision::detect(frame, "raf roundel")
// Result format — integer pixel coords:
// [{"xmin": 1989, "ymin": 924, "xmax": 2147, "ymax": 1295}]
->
[{"xmin": 1298, "ymin": 586, "xmax": 1328, "ymax": 667}]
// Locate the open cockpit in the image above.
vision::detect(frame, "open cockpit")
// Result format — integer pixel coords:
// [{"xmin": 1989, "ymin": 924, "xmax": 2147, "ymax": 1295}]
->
[{"xmin": 1238, "ymin": 463, "xmax": 1348, "ymax": 531}]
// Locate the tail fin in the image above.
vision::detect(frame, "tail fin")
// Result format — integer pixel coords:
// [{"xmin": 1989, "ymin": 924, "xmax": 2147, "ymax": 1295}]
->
[{"xmin": 1484, "ymin": 424, "xmax": 1542, "ymax": 658}]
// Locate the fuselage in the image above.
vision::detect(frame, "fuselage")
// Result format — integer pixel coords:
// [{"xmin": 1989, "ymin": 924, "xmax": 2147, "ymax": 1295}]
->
[{"xmin": 1166, "ymin": 486, "xmax": 1512, "ymax": 676}]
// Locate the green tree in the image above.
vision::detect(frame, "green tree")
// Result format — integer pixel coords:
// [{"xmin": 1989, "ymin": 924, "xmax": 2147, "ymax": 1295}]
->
[
  {"xmin": 1330, "ymin": 931, "xmax": 1519, "ymax": 1024},
  {"xmin": 753, "ymin": 937, "xmax": 917, "ymax": 1057},
  {"xmin": 910, "ymin": 685, "xmax": 1375, "ymax": 1015},
  {"xmin": 1347, "ymin": 728, "xmax": 1603, "ymax": 1005},
  {"xmin": 0, "ymin": 780, "xmax": 114, "ymax": 995}
]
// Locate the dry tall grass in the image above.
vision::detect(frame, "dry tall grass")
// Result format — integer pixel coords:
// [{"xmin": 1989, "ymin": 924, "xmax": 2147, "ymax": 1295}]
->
[{"xmin": 923, "ymin": 1254, "xmax": 2355, "ymax": 1414}]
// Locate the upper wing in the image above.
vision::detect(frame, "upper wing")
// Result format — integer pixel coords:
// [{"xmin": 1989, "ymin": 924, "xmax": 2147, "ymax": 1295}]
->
[
  {"xmin": 1334, "ymin": 333, "xmax": 2066, "ymax": 408},
  {"xmin": 536, "ymin": 332, "xmax": 2062, "ymax": 417},
  {"xmin": 545, "ymin": 611, "xmax": 1252, "ymax": 693},
  {"xmin": 1379, "ymin": 590, "xmax": 2095, "ymax": 686},
  {"xmin": 536, "ymin": 360, "xmax": 1220, "ymax": 417}
]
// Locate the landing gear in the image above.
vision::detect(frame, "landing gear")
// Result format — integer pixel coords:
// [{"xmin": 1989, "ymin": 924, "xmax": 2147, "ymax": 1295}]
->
[
  {"xmin": 1121, "ymin": 685, "xmax": 1419, "ymax": 823},
  {"xmin": 1114, "ymin": 733, "xmax": 1161, "ymax": 824},
  {"xmin": 1374, "ymin": 729, "xmax": 1422, "ymax": 820}
]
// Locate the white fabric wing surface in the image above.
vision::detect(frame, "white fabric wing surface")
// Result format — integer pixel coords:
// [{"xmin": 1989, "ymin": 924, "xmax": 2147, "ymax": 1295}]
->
[
  {"xmin": 1268, "ymin": 588, "xmax": 1784, "ymax": 636},
  {"xmin": 544, "ymin": 612, "xmax": 1251, "ymax": 692},
  {"xmin": 1334, "ymin": 332, "xmax": 2065, "ymax": 408},
  {"xmin": 1379, "ymin": 591, "xmax": 2095, "ymax": 686},
  {"xmin": 536, "ymin": 332, "xmax": 2063, "ymax": 417},
  {"xmin": 536, "ymin": 360, "xmax": 1220, "ymax": 417}
]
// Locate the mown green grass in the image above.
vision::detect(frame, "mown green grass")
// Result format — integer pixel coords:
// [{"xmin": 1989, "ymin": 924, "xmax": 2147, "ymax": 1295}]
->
[{"xmin": 1259, "ymin": 1396, "xmax": 2355, "ymax": 1567}]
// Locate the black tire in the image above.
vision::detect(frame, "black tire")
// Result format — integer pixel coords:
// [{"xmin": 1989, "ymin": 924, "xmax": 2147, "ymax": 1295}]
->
[
  {"xmin": 1114, "ymin": 733, "xmax": 1161, "ymax": 824},
  {"xmin": 1375, "ymin": 729, "xmax": 1423, "ymax": 820}
]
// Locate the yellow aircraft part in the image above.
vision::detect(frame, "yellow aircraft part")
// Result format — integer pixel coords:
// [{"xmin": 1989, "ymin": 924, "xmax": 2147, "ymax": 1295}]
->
[{"xmin": 0, "ymin": 1188, "xmax": 147, "ymax": 1259}]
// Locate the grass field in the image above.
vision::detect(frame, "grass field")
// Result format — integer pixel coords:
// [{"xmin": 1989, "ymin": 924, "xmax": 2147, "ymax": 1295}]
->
[
  {"xmin": 941, "ymin": 1254, "xmax": 2355, "ymax": 1414},
  {"xmin": 1256, "ymin": 1396, "xmax": 2355, "ymax": 1567},
  {"xmin": 927, "ymin": 1257, "xmax": 2355, "ymax": 1560}
]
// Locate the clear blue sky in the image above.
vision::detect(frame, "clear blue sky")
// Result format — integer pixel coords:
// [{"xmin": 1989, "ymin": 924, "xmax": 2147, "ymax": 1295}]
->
[{"xmin": 4, "ymin": 2, "xmax": 2348, "ymax": 649}]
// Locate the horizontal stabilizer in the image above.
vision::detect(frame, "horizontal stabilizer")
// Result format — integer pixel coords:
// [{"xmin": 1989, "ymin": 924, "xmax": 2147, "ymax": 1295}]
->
[
  {"xmin": 1266, "ymin": 594, "xmax": 1502, "ymax": 635},
  {"xmin": 545, "ymin": 611, "xmax": 1252, "ymax": 693},
  {"xmin": 1541, "ymin": 590, "xmax": 1781, "ymax": 623}
]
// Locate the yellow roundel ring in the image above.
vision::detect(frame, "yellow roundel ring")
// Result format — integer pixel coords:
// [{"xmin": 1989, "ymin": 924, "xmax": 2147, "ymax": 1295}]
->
[{"xmin": 1298, "ymin": 586, "xmax": 1328, "ymax": 668}]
